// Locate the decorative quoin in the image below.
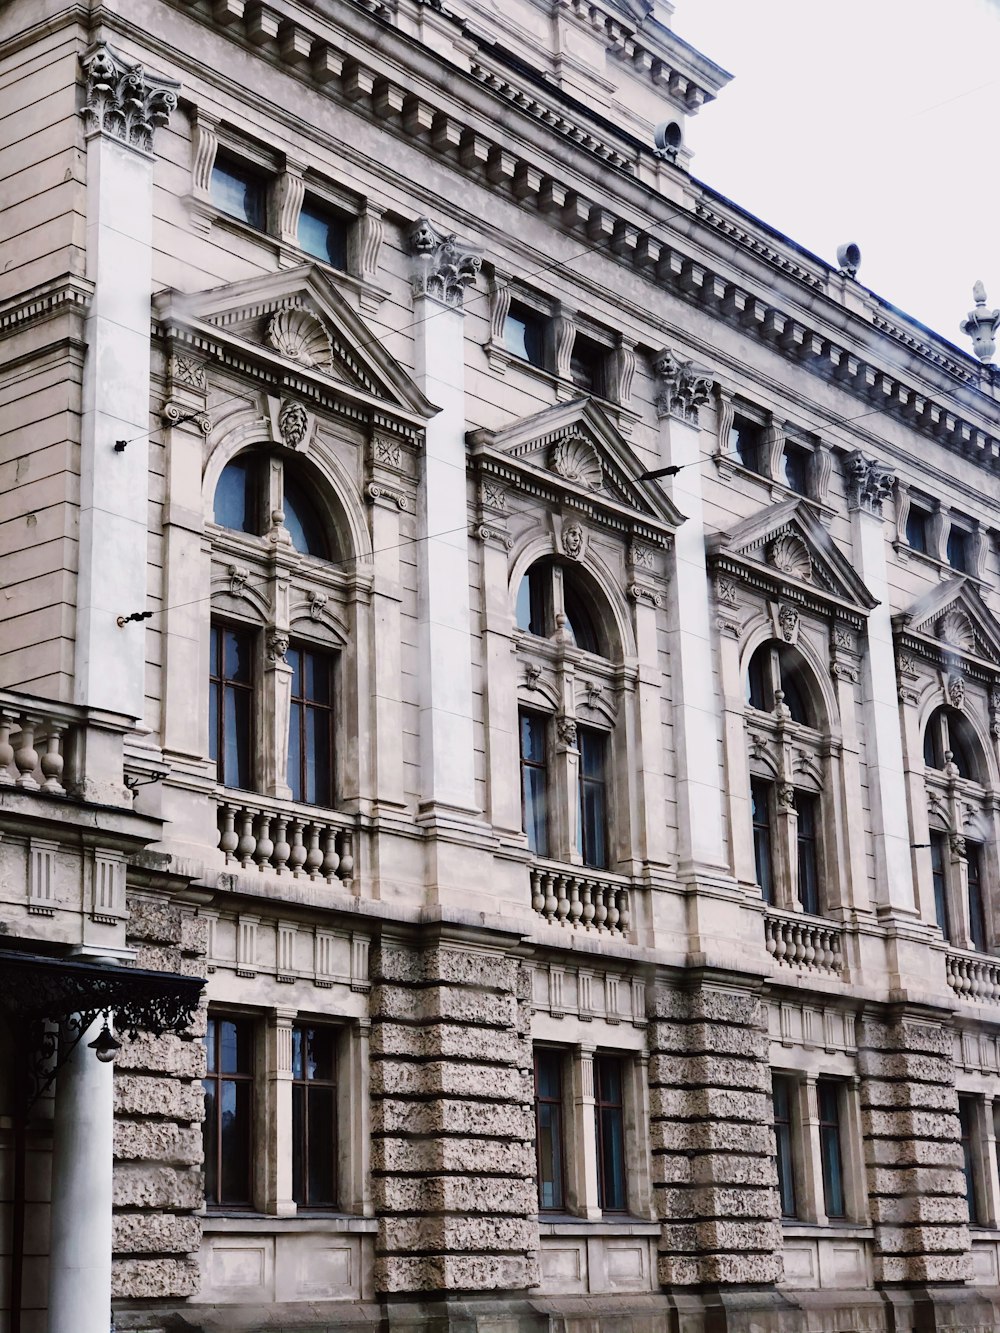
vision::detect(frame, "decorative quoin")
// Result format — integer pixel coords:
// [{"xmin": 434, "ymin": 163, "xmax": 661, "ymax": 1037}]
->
[
  {"xmin": 407, "ymin": 217, "xmax": 482, "ymax": 307},
  {"xmin": 79, "ymin": 42, "xmax": 179, "ymax": 153},
  {"xmin": 652, "ymin": 347, "xmax": 714, "ymax": 422}
]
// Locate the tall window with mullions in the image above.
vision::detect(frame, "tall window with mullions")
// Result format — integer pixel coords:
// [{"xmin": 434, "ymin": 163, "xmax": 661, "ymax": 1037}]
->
[
  {"xmin": 594, "ymin": 1055, "xmax": 626, "ymax": 1211},
  {"xmin": 287, "ymin": 645, "xmax": 335, "ymax": 806},
  {"xmin": 203, "ymin": 1016, "xmax": 255, "ymax": 1207},
  {"xmin": 209, "ymin": 623, "xmax": 255, "ymax": 790},
  {"xmin": 520, "ymin": 712, "xmax": 549, "ymax": 857},
  {"xmin": 796, "ymin": 791, "xmax": 820, "ymax": 915},
  {"xmin": 930, "ymin": 831, "xmax": 951, "ymax": 941},
  {"xmin": 751, "ymin": 778, "xmax": 774, "ymax": 902},
  {"xmin": 968, "ymin": 841, "xmax": 988, "ymax": 952},
  {"xmin": 772, "ymin": 1073, "xmax": 797, "ymax": 1218},
  {"xmin": 817, "ymin": 1078, "xmax": 845, "ymax": 1219},
  {"xmin": 533, "ymin": 1049, "xmax": 565, "ymax": 1211},
  {"xmin": 292, "ymin": 1025, "xmax": 338, "ymax": 1208},
  {"xmin": 577, "ymin": 726, "xmax": 609, "ymax": 870}
]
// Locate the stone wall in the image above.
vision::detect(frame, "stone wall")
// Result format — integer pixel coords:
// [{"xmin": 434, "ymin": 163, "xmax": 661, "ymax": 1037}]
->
[
  {"xmin": 112, "ymin": 895, "xmax": 206, "ymax": 1305},
  {"xmin": 647, "ymin": 982, "xmax": 782, "ymax": 1285},
  {"xmin": 369, "ymin": 936, "xmax": 539, "ymax": 1296},
  {"xmin": 857, "ymin": 1013, "xmax": 972, "ymax": 1283}
]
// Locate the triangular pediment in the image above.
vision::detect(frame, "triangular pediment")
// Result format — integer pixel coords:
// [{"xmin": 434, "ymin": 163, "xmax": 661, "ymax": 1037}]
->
[
  {"xmin": 894, "ymin": 576, "xmax": 1000, "ymax": 668},
  {"xmin": 708, "ymin": 498, "xmax": 878, "ymax": 617},
  {"xmin": 468, "ymin": 398, "xmax": 684, "ymax": 531},
  {"xmin": 152, "ymin": 265, "xmax": 435, "ymax": 425}
]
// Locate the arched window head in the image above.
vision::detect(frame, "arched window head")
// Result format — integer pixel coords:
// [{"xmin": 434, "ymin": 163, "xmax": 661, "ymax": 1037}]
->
[
  {"xmin": 213, "ymin": 449, "xmax": 335, "ymax": 560},
  {"xmin": 514, "ymin": 558, "xmax": 608, "ymax": 659},
  {"xmin": 745, "ymin": 641, "xmax": 817, "ymax": 728},
  {"xmin": 923, "ymin": 706, "xmax": 982, "ymax": 781}
]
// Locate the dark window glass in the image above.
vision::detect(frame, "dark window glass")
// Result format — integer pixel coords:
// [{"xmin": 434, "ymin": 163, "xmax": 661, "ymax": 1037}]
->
[
  {"xmin": 817, "ymin": 1079, "xmax": 845, "ymax": 1219},
  {"xmin": 563, "ymin": 579, "xmax": 601, "ymax": 655},
  {"xmin": 203, "ymin": 1016, "xmax": 254, "ymax": 1207},
  {"xmin": 778, "ymin": 651, "xmax": 813, "ymax": 727},
  {"xmin": 959, "ymin": 1095, "xmax": 981, "ymax": 1224},
  {"xmin": 298, "ymin": 199, "xmax": 349, "ymax": 270},
  {"xmin": 751, "ymin": 779, "xmax": 774, "ymax": 903},
  {"xmin": 570, "ymin": 335, "xmax": 606, "ymax": 396},
  {"xmin": 746, "ymin": 646, "xmax": 771, "ymax": 710},
  {"xmin": 730, "ymin": 416, "xmax": 764, "ymax": 473},
  {"xmin": 947, "ymin": 712, "xmax": 980, "ymax": 781},
  {"xmin": 211, "ymin": 155, "xmax": 267, "ymax": 229},
  {"xmin": 283, "ymin": 471, "xmax": 329, "ymax": 559},
  {"xmin": 515, "ymin": 564, "xmax": 549, "ymax": 637},
  {"xmin": 930, "ymin": 831, "xmax": 951, "ymax": 940},
  {"xmin": 796, "ymin": 792, "xmax": 820, "ymax": 915},
  {"xmin": 968, "ymin": 842, "xmax": 988, "ymax": 953},
  {"xmin": 594, "ymin": 1056, "xmax": 626, "ymax": 1212},
  {"xmin": 534, "ymin": 1049, "xmax": 565, "ymax": 1211},
  {"xmin": 520, "ymin": 712, "xmax": 549, "ymax": 857},
  {"xmin": 505, "ymin": 304, "xmax": 546, "ymax": 368},
  {"xmin": 578, "ymin": 727, "xmax": 609, "ymax": 870},
  {"xmin": 924, "ymin": 715, "xmax": 945, "ymax": 769},
  {"xmin": 210, "ymin": 624, "xmax": 255, "ymax": 790},
  {"xmin": 772, "ymin": 1074, "xmax": 797, "ymax": 1219},
  {"xmin": 947, "ymin": 526, "xmax": 970, "ymax": 574},
  {"xmin": 287, "ymin": 645, "xmax": 335, "ymax": 806},
  {"xmin": 906, "ymin": 504, "xmax": 931, "ymax": 554},
  {"xmin": 291, "ymin": 1025, "xmax": 337, "ymax": 1208},
  {"xmin": 214, "ymin": 455, "xmax": 259, "ymax": 534},
  {"xmin": 782, "ymin": 445, "xmax": 811, "ymax": 496}
]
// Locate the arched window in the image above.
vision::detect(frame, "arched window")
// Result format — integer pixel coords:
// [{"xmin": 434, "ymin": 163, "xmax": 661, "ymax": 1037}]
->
[
  {"xmin": 745, "ymin": 641, "xmax": 815, "ymax": 728},
  {"xmin": 214, "ymin": 450, "xmax": 333, "ymax": 560},
  {"xmin": 514, "ymin": 558, "xmax": 606, "ymax": 659},
  {"xmin": 923, "ymin": 706, "xmax": 981, "ymax": 782}
]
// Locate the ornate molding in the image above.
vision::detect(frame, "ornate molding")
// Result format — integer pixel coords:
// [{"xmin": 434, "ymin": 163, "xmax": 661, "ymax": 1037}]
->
[
  {"xmin": 408, "ymin": 217, "xmax": 482, "ymax": 308},
  {"xmin": 652, "ymin": 347, "xmax": 714, "ymax": 423},
  {"xmin": 80, "ymin": 43, "xmax": 179, "ymax": 154},
  {"xmin": 161, "ymin": 401, "xmax": 210, "ymax": 433},
  {"xmin": 367, "ymin": 481, "xmax": 409, "ymax": 511},
  {"xmin": 845, "ymin": 451, "xmax": 895, "ymax": 516},
  {"xmin": 474, "ymin": 523, "xmax": 513, "ymax": 551}
]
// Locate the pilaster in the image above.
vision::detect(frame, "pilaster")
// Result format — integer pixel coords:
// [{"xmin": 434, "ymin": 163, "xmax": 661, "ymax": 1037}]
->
[{"xmin": 264, "ymin": 1009, "xmax": 296, "ymax": 1216}]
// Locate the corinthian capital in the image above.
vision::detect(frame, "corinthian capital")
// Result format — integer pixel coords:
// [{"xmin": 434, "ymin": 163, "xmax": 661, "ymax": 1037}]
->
[
  {"xmin": 80, "ymin": 42, "xmax": 179, "ymax": 155},
  {"xmin": 407, "ymin": 217, "xmax": 482, "ymax": 309},
  {"xmin": 845, "ymin": 450, "xmax": 895, "ymax": 516},
  {"xmin": 652, "ymin": 347, "xmax": 714, "ymax": 423}
]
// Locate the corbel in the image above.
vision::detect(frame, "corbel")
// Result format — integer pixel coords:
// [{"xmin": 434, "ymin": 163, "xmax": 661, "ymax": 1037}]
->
[{"xmin": 484, "ymin": 268, "xmax": 513, "ymax": 372}]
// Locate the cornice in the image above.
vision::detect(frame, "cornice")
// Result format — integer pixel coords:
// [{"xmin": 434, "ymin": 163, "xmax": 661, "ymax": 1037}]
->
[{"xmin": 0, "ymin": 274, "xmax": 94, "ymax": 336}]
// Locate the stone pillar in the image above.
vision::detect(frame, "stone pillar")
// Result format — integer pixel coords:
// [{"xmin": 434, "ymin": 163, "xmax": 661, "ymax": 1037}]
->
[
  {"xmin": 857, "ymin": 1013, "xmax": 971, "ymax": 1284},
  {"xmin": 647, "ymin": 983, "xmax": 782, "ymax": 1285},
  {"xmin": 265, "ymin": 1010, "xmax": 296, "ymax": 1216},
  {"xmin": 407, "ymin": 218, "xmax": 482, "ymax": 820},
  {"xmin": 570, "ymin": 1045, "xmax": 602, "ymax": 1219},
  {"xmin": 74, "ymin": 44, "xmax": 178, "ymax": 718},
  {"xmin": 48, "ymin": 1018, "xmax": 114, "ymax": 1333},
  {"xmin": 369, "ymin": 936, "xmax": 539, "ymax": 1299}
]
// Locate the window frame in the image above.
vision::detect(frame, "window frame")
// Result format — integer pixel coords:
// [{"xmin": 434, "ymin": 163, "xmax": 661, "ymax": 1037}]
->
[
  {"xmin": 203, "ymin": 1013, "xmax": 257, "ymax": 1210},
  {"xmin": 577, "ymin": 724, "xmax": 610, "ymax": 871},
  {"xmin": 209, "ymin": 621, "xmax": 256, "ymax": 792},
  {"xmin": 519, "ymin": 709, "xmax": 550, "ymax": 859},
  {"xmin": 297, "ymin": 194, "xmax": 350, "ymax": 271},
  {"xmin": 210, "ymin": 149, "xmax": 269, "ymax": 231},
  {"xmin": 772, "ymin": 1072, "xmax": 798, "ymax": 1219},
  {"xmin": 291, "ymin": 1022, "xmax": 339, "ymax": 1210},
  {"xmin": 817, "ymin": 1077, "xmax": 847, "ymax": 1220},
  {"xmin": 593, "ymin": 1054, "xmax": 627, "ymax": 1213},
  {"xmin": 534, "ymin": 1047, "xmax": 567, "ymax": 1213},
  {"xmin": 287, "ymin": 642, "xmax": 337, "ymax": 808}
]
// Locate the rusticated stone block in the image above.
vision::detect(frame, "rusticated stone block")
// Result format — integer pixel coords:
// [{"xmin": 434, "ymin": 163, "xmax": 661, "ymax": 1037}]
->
[
  {"xmin": 113, "ymin": 1212, "xmax": 201, "ymax": 1255},
  {"xmin": 372, "ymin": 945, "xmax": 518, "ymax": 991},
  {"xmin": 860, "ymin": 1020, "xmax": 952, "ymax": 1056},
  {"xmin": 371, "ymin": 985, "xmax": 518, "ymax": 1027},
  {"xmin": 874, "ymin": 1224, "xmax": 971, "ymax": 1254},
  {"xmin": 370, "ymin": 1022, "xmax": 523, "ymax": 1064},
  {"xmin": 873, "ymin": 1253, "xmax": 973, "ymax": 1283},
  {"xmin": 374, "ymin": 1253, "xmax": 535, "ymax": 1294},
  {"xmin": 866, "ymin": 1165, "xmax": 966, "ymax": 1197},
  {"xmin": 652, "ymin": 1122, "xmax": 772, "ymax": 1154},
  {"xmin": 374, "ymin": 1174, "xmax": 535, "ymax": 1216},
  {"xmin": 862, "ymin": 1079, "xmax": 958, "ymax": 1111},
  {"xmin": 646, "ymin": 1020, "xmax": 765, "ymax": 1059},
  {"xmin": 370, "ymin": 1059, "xmax": 529, "ymax": 1100},
  {"xmin": 861, "ymin": 1108, "xmax": 959, "ymax": 1141},
  {"xmin": 653, "ymin": 1154, "xmax": 779, "ymax": 1189},
  {"xmin": 658, "ymin": 1219, "xmax": 783, "ymax": 1253},
  {"xmin": 657, "ymin": 1185, "xmax": 781, "ymax": 1219},
  {"xmin": 111, "ymin": 1257, "xmax": 200, "ymax": 1299},
  {"xmin": 114, "ymin": 1121, "xmax": 202, "ymax": 1166},
  {"xmin": 115, "ymin": 1034, "xmax": 205, "ymax": 1079},
  {"xmin": 648, "ymin": 1054, "xmax": 770, "ymax": 1091},
  {"xmin": 180, "ymin": 914, "xmax": 208, "ymax": 955},
  {"xmin": 866, "ymin": 1137, "xmax": 963, "ymax": 1169},
  {"xmin": 868, "ymin": 1194, "xmax": 969, "ymax": 1225},
  {"xmin": 130, "ymin": 943, "xmax": 183, "ymax": 974},
  {"xmin": 371, "ymin": 1137, "xmax": 532, "ymax": 1176},
  {"xmin": 126, "ymin": 898, "xmax": 183, "ymax": 945},
  {"xmin": 857, "ymin": 1051, "xmax": 953, "ymax": 1084},
  {"xmin": 112, "ymin": 1165, "xmax": 202, "ymax": 1211},
  {"xmin": 648, "ymin": 987, "xmax": 764, "ymax": 1026},
  {"xmin": 658, "ymin": 1251, "xmax": 782, "ymax": 1285},
  {"xmin": 380, "ymin": 1215, "xmax": 537, "ymax": 1253},
  {"xmin": 115, "ymin": 1075, "xmax": 203, "ymax": 1123},
  {"xmin": 648, "ymin": 1087, "xmax": 769, "ymax": 1123},
  {"xmin": 373, "ymin": 1097, "xmax": 534, "ymax": 1139}
]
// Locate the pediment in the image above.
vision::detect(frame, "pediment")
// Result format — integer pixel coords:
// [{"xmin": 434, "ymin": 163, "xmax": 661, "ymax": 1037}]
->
[
  {"xmin": 893, "ymin": 577, "xmax": 1000, "ymax": 669},
  {"xmin": 708, "ymin": 498, "xmax": 878, "ymax": 618},
  {"xmin": 152, "ymin": 264, "xmax": 435, "ymax": 425},
  {"xmin": 467, "ymin": 398, "xmax": 684, "ymax": 532}
]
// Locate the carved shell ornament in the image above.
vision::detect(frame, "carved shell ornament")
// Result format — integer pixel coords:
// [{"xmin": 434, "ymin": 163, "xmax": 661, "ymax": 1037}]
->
[
  {"xmin": 266, "ymin": 307, "xmax": 332, "ymax": 369},
  {"xmin": 550, "ymin": 435, "xmax": 603, "ymax": 491},
  {"xmin": 767, "ymin": 534, "xmax": 812, "ymax": 583},
  {"xmin": 937, "ymin": 608, "xmax": 976, "ymax": 654}
]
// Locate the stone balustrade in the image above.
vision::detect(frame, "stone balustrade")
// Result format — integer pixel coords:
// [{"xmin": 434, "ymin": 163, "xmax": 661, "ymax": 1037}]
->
[
  {"xmin": 529, "ymin": 860, "xmax": 632, "ymax": 938},
  {"xmin": 0, "ymin": 694, "xmax": 78, "ymax": 795},
  {"xmin": 945, "ymin": 948, "xmax": 1000, "ymax": 1003},
  {"xmin": 217, "ymin": 797, "xmax": 355, "ymax": 889},
  {"xmin": 764, "ymin": 909, "xmax": 844, "ymax": 975}
]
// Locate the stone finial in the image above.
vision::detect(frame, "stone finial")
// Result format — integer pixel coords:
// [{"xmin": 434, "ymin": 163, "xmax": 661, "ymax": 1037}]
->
[
  {"xmin": 844, "ymin": 450, "xmax": 895, "ymax": 516},
  {"xmin": 652, "ymin": 347, "xmax": 714, "ymax": 423},
  {"xmin": 960, "ymin": 281, "xmax": 1000, "ymax": 363},
  {"xmin": 407, "ymin": 217, "xmax": 482, "ymax": 308},
  {"xmin": 80, "ymin": 42, "xmax": 179, "ymax": 154}
]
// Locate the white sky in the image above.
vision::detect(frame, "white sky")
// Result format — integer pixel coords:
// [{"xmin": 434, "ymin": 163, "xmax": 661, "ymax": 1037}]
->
[{"xmin": 672, "ymin": 0, "xmax": 1000, "ymax": 352}]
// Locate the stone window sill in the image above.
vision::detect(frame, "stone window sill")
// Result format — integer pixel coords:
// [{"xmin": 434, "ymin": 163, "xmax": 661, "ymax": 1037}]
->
[
  {"xmin": 781, "ymin": 1221, "xmax": 873, "ymax": 1239},
  {"xmin": 538, "ymin": 1216, "xmax": 660, "ymax": 1237},
  {"xmin": 202, "ymin": 1213, "xmax": 377, "ymax": 1234}
]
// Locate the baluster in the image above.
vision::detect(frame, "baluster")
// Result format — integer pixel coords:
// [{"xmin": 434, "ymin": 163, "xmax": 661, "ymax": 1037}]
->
[
  {"xmin": 543, "ymin": 872, "xmax": 557, "ymax": 923},
  {"xmin": 581, "ymin": 880, "xmax": 595, "ymax": 930},
  {"xmin": 593, "ymin": 883, "xmax": 608, "ymax": 932},
  {"xmin": 272, "ymin": 817, "xmax": 290, "ymax": 874},
  {"xmin": 237, "ymin": 809, "xmax": 256, "ymax": 868},
  {"xmin": 288, "ymin": 820, "xmax": 307, "ymax": 876},
  {"xmin": 958, "ymin": 959, "xmax": 971, "ymax": 998},
  {"xmin": 255, "ymin": 814, "xmax": 273, "ymax": 870},
  {"xmin": 790, "ymin": 925, "xmax": 805, "ymax": 967},
  {"xmin": 765, "ymin": 918, "xmax": 778, "ymax": 959},
  {"xmin": 946, "ymin": 956, "xmax": 958, "ymax": 996},
  {"xmin": 321, "ymin": 827, "xmax": 340, "ymax": 881},
  {"xmin": 531, "ymin": 868, "xmax": 544, "ymax": 915},
  {"xmin": 568, "ymin": 879, "xmax": 583, "ymax": 928},
  {"xmin": 13, "ymin": 716, "xmax": 40, "ymax": 790},
  {"xmin": 0, "ymin": 711, "xmax": 15, "ymax": 786},
  {"xmin": 219, "ymin": 804, "xmax": 239, "ymax": 861},
  {"xmin": 305, "ymin": 824, "xmax": 323, "ymax": 879},
  {"xmin": 988, "ymin": 964, "xmax": 1000, "ymax": 1003},
  {"xmin": 338, "ymin": 831, "xmax": 355, "ymax": 889},
  {"xmin": 617, "ymin": 889, "xmax": 631, "ymax": 935},
  {"xmin": 38, "ymin": 723, "xmax": 65, "ymax": 794},
  {"xmin": 802, "ymin": 925, "xmax": 816, "ymax": 970},
  {"xmin": 971, "ymin": 962, "xmax": 984, "ymax": 1002},
  {"xmin": 555, "ymin": 876, "xmax": 571, "ymax": 925},
  {"xmin": 772, "ymin": 921, "xmax": 787, "ymax": 964},
  {"xmin": 606, "ymin": 888, "xmax": 620, "ymax": 935}
]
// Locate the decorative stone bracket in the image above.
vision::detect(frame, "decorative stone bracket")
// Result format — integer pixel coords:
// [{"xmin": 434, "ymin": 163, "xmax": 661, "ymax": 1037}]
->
[
  {"xmin": 652, "ymin": 346, "xmax": 714, "ymax": 423},
  {"xmin": 845, "ymin": 450, "xmax": 895, "ymax": 516},
  {"xmin": 407, "ymin": 217, "xmax": 482, "ymax": 308},
  {"xmin": 80, "ymin": 42, "xmax": 179, "ymax": 154}
]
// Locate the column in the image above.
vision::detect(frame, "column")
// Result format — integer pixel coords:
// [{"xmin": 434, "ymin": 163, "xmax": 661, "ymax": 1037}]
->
[
  {"xmin": 74, "ymin": 44, "xmax": 178, "ymax": 718},
  {"xmin": 571, "ymin": 1045, "xmax": 601, "ymax": 1220},
  {"xmin": 47, "ymin": 1019, "xmax": 114, "ymax": 1333},
  {"xmin": 407, "ymin": 218, "xmax": 482, "ymax": 819},
  {"xmin": 264, "ymin": 1010, "xmax": 296, "ymax": 1216}
]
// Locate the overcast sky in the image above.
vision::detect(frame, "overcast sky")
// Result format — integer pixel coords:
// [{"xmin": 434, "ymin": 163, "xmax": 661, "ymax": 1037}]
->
[{"xmin": 673, "ymin": 0, "xmax": 1000, "ymax": 353}]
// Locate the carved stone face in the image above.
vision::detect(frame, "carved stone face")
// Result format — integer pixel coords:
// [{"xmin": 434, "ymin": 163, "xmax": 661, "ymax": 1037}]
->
[
  {"xmin": 409, "ymin": 218, "xmax": 438, "ymax": 253},
  {"xmin": 563, "ymin": 522, "xmax": 585, "ymax": 560},
  {"xmin": 278, "ymin": 401, "xmax": 308, "ymax": 449}
]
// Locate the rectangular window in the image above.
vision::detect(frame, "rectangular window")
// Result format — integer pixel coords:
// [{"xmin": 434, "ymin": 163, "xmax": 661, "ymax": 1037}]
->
[
  {"xmin": 905, "ymin": 501, "xmax": 931, "ymax": 554},
  {"xmin": 968, "ymin": 842, "xmax": 988, "ymax": 952},
  {"xmin": 782, "ymin": 445, "xmax": 811, "ymax": 496},
  {"xmin": 203, "ymin": 1015, "xmax": 255, "ymax": 1207},
  {"xmin": 570, "ymin": 334, "xmax": 607, "ymax": 397},
  {"xmin": 817, "ymin": 1079, "xmax": 845, "ymax": 1219},
  {"xmin": 772, "ymin": 1073, "xmax": 797, "ymax": 1219},
  {"xmin": 947, "ymin": 525, "xmax": 971, "ymax": 574},
  {"xmin": 594, "ymin": 1055, "xmax": 627, "ymax": 1212},
  {"xmin": 930, "ymin": 831, "xmax": 951, "ymax": 941},
  {"xmin": 534, "ymin": 1048, "xmax": 565, "ymax": 1211},
  {"xmin": 211, "ymin": 153, "xmax": 267, "ymax": 229},
  {"xmin": 577, "ymin": 726, "xmax": 609, "ymax": 870},
  {"xmin": 730, "ymin": 415, "xmax": 764, "ymax": 473},
  {"xmin": 287, "ymin": 644, "xmax": 335, "ymax": 806},
  {"xmin": 504, "ymin": 302, "xmax": 546, "ymax": 368},
  {"xmin": 520, "ymin": 712, "xmax": 549, "ymax": 857},
  {"xmin": 292, "ymin": 1025, "xmax": 338, "ymax": 1208},
  {"xmin": 298, "ymin": 198, "xmax": 349, "ymax": 270},
  {"xmin": 796, "ymin": 792, "xmax": 820, "ymax": 916},
  {"xmin": 209, "ymin": 623, "xmax": 255, "ymax": 790},
  {"xmin": 751, "ymin": 778, "xmax": 774, "ymax": 903},
  {"xmin": 959, "ymin": 1095, "xmax": 981, "ymax": 1224}
]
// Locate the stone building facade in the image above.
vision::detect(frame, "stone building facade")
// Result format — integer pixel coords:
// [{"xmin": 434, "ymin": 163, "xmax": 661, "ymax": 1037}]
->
[{"xmin": 4, "ymin": 1, "xmax": 1000, "ymax": 1331}]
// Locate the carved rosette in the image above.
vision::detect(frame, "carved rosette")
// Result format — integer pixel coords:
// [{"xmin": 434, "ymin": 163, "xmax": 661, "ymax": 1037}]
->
[
  {"xmin": 652, "ymin": 347, "xmax": 714, "ymax": 424},
  {"xmin": 407, "ymin": 218, "xmax": 482, "ymax": 308},
  {"xmin": 80, "ymin": 42, "xmax": 179, "ymax": 154},
  {"xmin": 715, "ymin": 574, "xmax": 741, "ymax": 639},
  {"xmin": 845, "ymin": 451, "xmax": 895, "ymax": 516}
]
